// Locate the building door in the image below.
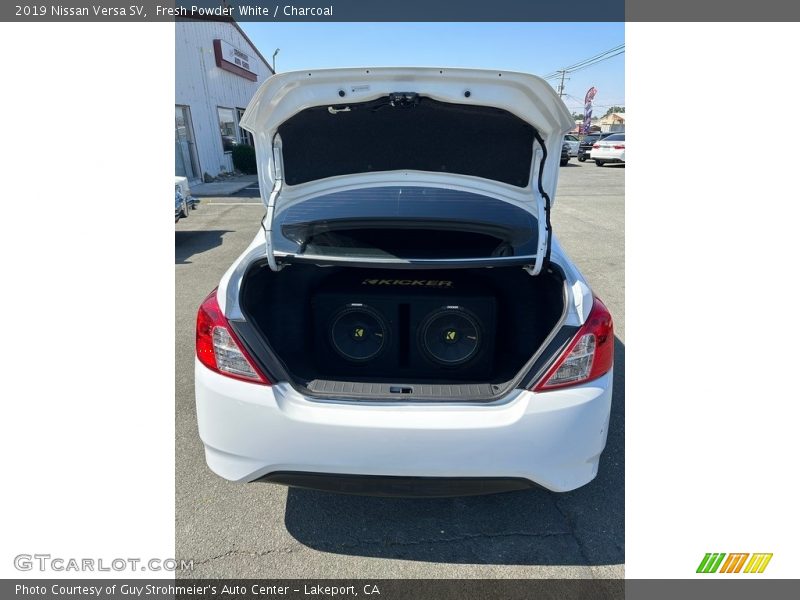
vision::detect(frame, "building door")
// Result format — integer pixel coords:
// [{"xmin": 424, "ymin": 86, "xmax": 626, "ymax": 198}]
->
[
  {"xmin": 237, "ymin": 108, "xmax": 253, "ymax": 147},
  {"xmin": 175, "ymin": 106, "xmax": 200, "ymax": 182}
]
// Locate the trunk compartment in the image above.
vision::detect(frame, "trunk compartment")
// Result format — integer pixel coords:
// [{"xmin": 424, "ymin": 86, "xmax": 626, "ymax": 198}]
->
[{"xmin": 240, "ymin": 263, "xmax": 566, "ymax": 399}]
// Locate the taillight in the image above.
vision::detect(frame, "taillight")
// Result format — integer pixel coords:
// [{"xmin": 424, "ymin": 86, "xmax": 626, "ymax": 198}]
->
[
  {"xmin": 533, "ymin": 296, "xmax": 613, "ymax": 391},
  {"xmin": 592, "ymin": 144, "xmax": 600, "ymax": 149},
  {"xmin": 196, "ymin": 290, "xmax": 270, "ymax": 385},
  {"xmin": 612, "ymin": 144, "xmax": 625, "ymax": 150}
]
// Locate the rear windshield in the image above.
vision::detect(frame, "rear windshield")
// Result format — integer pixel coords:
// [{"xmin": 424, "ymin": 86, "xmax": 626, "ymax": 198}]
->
[
  {"xmin": 272, "ymin": 186, "xmax": 540, "ymax": 260},
  {"xmin": 604, "ymin": 134, "xmax": 625, "ymax": 141}
]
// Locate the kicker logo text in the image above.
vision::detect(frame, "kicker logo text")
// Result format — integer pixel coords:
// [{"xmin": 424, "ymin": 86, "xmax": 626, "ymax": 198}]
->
[{"xmin": 361, "ymin": 279, "xmax": 453, "ymax": 287}]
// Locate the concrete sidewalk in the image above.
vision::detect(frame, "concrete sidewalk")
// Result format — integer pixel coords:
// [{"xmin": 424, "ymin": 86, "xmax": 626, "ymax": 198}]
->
[{"xmin": 190, "ymin": 175, "xmax": 257, "ymax": 197}]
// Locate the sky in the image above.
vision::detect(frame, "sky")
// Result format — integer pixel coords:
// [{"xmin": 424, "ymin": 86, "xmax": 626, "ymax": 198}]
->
[{"xmin": 239, "ymin": 22, "xmax": 625, "ymax": 115}]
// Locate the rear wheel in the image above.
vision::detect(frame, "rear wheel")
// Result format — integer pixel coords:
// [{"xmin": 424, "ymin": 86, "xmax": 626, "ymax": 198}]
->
[
  {"xmin": 179, "ymin": 197, "xmax": 189, "ymax": 218},
  {"xmin": 595, "ymin": 161, "xmax": 605, "ymax": 167},
  {"xmin": 560, "ymin": 159, "xmax": 568, "ymax": 166},
  {"xmin": 578, "ymin": 155, "xmax": 586, "ymax": 162}
]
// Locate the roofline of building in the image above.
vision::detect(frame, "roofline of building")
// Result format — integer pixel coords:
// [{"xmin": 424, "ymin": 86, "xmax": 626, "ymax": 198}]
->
[{"xmin": 177, "ymin": 15, "xmax": 275, "ymax": 75}]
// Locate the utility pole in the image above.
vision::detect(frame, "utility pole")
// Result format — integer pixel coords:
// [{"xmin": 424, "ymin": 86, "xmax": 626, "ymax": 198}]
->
[{"xmin": 556, "ymin": 69, "xmax": 568, "ymax": 98}]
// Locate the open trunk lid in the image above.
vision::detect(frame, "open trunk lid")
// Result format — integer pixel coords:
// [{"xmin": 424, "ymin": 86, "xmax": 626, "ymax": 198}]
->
[{"xmin": 239, "ymin": 67, "xmax": 574, "ymax": 274}]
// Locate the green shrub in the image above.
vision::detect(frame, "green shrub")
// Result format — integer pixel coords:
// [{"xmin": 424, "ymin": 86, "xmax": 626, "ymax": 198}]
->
[{"xmin": 232, "ymin": 144, "xmax": 257, "ymax": 174}]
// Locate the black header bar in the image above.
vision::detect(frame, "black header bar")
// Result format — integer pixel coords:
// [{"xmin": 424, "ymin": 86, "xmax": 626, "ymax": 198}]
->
[{"xmin": 4, "ymin": 0, "xmax": 800, "ymax": 22}]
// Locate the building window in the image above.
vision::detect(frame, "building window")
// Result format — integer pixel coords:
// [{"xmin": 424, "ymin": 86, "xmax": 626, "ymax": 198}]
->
[{"xmin": 217, "ymin": 107, "xmax": 237, "ymax": 152}]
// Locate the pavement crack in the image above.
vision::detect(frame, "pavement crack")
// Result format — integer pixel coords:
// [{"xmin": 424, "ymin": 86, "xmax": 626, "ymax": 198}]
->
[
  {"xmin": 551, "ymin": 494, "xmax": 594, "ymax": 569},
  {"xmin": 191, "ymin": 547, "xmax": 299, "ymax": 566}
]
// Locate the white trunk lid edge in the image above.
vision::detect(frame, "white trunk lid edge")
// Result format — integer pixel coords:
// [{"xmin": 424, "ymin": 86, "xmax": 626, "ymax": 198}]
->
[{"xmin": 239, "ymin": 67, "xmax": 574, "ymax": 274}]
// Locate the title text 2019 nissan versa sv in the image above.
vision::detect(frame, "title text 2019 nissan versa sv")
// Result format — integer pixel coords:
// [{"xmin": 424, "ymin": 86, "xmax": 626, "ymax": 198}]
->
[{"xmin": 194, "ymin": 68, "xmax": 614, "ymax": 496}]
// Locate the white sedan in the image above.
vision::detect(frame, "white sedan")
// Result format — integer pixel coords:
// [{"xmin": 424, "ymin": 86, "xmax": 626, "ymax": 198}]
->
[
  {"xmin": 590, "ymin": 133, "xmax": 625, "ymax": 166},
  {"xmin": 194, "ymin": 67, "xmax": 615, "ymax": 496}
]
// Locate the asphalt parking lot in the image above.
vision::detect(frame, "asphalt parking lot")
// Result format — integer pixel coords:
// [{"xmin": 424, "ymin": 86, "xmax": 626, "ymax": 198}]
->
[{"xmin": 175, "ymin": 159, "xmax": 624, "ymax": 578}]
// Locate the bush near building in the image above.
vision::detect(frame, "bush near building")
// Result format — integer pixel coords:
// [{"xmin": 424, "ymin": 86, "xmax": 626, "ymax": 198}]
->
[{"xmin": 232, "ymin": 144, "xmax": 257, "ymax": 174}]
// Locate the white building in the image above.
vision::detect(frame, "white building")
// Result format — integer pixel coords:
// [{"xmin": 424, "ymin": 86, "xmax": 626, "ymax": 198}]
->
[{"xmin": 175, "ymin": 18, "xmax": 273, "ymax": 183}]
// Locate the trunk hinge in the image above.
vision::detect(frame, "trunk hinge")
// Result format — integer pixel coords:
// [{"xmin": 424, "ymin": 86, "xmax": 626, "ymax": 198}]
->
[
  {"xmin": 262, "ymin": 135, "xmax": 285, "ymax": 272},
  {"xmin": 526, "ymin": 131, "xmax": 553, "ymax": 276}
]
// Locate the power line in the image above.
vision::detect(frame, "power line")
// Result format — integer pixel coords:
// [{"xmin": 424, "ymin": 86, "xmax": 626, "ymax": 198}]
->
[
  {"xmin": 543, "ymin": 43, "xmax": 624, "ymax": 78},
  {"xmin": 560, "ymin": 44, "xmax": 624, "ymax": 71},
  {"xmin": 565, "ymin": 50, "xmax": 625, "ymax": 75},
  {"xmin": 542, "ymin": 44, "xmax": 625, "ymax": 81}
]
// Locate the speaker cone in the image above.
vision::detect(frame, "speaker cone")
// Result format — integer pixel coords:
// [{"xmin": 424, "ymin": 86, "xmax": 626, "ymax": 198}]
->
[
  {"xmin": 419, "ymin": 306, "xmax": 481, "ymax": 366},
  {"xmin": 329, "ymin": 304, "xmax": 388, "ymax": 362}
]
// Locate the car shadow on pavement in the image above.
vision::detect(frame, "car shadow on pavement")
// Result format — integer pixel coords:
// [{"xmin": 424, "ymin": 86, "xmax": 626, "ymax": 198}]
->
[
  {"xmin": 175, "ymin": 230, "xmax": 232, "ymax": 265},
  {"xmin": 231, "ymin": 185, "xmax": 261, "ymax": 199},
  {"xmin": 282, "ymin": 338, "xmax": 625, "ymax": 566}
]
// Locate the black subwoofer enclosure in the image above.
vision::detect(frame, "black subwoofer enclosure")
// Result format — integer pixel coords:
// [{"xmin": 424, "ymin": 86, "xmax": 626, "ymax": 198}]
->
[{"xmin": 312, "ymin": 272, "xmax": 496, "ymax": 380}]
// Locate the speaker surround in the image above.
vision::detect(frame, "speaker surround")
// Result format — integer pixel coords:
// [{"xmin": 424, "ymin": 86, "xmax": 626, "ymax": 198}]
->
[
  {"xmin": 418, "ymin": 306, "xmax": 482, "ymax": 366},
  {"xmin": 329, "ymin": 304, "xmax": 389, "ymax": 362}
]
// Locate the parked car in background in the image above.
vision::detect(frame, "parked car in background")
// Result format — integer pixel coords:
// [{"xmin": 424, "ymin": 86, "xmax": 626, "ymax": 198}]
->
[
  {"xmin": 563, "ymin": 135, "xmax": 579, "ymax": 157},
  {"xmin": 560, "ymin": 141, "xmax": 570, "ymax": 166},
  {"xmin": 194, "ymin": 67, "xmax": 614, "ymax": 497},
  {"xmin": 175, "ymin": 184, "xmax": 188, "ymax": 222},
  {"xmin": 577, "ymin": 132, "xmax": 614, "ymax": 162},
  {"xmin": 590, "ymin": 133, "xmax": 625, "ymax": 167},
  {"xmin": 175, "ymin": 176, "xmax": 198, "ymax": 222}
]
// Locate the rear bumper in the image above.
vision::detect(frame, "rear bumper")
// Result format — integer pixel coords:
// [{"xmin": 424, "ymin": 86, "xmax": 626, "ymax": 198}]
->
[
  {"xmin": 590, "ymin": 151, "xmax": 625, "ymax": 162},
  {"xmin": 195, "ymin": 360, "xmax": 613, "ymax": 493}
]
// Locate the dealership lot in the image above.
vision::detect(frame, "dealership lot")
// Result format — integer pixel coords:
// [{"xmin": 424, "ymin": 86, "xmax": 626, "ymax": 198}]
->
[{"xmin": 175, "ymin": 160, "xmax": 624, "ymax": 578}]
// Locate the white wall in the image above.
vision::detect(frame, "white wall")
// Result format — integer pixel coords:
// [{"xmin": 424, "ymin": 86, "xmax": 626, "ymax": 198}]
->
[{"xmin": 175, "ymin": 20, "xmax": 270, "ymax": 179}]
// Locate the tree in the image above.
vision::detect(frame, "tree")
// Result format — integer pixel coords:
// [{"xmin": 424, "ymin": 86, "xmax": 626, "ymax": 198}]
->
[
  {"xmin": 571, "ymin": 112, "xmax": 583, "ymax": 121},
  {"xmin": 603, "ymin": 106, "xmax": 625, "ymax": 117}
]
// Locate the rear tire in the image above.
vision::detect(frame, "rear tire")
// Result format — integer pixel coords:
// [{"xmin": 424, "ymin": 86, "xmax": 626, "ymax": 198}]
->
[
  {"xmin": 578, "ymin": 156, "xmax": 586, "ymax": 162},
  {"xmin": 560, "ymin": 159, "xmax": 568, "ymax": 166},
  {"xmin": 179, "ymin": 198, "xmax": 189, "ymax": 218},
  {"xmin": 595, "ymin": 161, "xmax": 605, "ymax": 167}
]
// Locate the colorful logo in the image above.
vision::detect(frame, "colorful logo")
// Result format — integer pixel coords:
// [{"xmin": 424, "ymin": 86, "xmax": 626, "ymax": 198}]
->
[{"xmin": 697, "ymin": 553, "xmax": 772, "ymax": 574}]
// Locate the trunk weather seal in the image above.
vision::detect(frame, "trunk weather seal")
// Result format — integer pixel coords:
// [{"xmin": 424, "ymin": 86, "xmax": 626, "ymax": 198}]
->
[
  {"xmin": 532, "ymin": 130, "xmax": 553, "ymax": 269},
  {"xmin": 228, "ymin": 319, "xmax": 291, "ymax": 386}
]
